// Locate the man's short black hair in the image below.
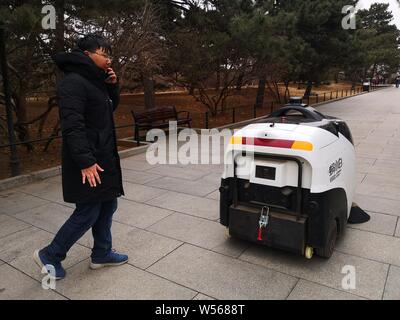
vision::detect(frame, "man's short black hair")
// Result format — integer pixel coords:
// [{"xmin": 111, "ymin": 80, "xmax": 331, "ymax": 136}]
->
[{"xmin": 77, "ymin": 34, "xmax": 112, "ymax": 55}]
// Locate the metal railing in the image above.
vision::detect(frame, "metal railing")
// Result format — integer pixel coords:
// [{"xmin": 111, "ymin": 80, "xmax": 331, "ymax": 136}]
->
[{"xmin": 202, "ymin": 85, "xmax": 370, "ymax": 129}]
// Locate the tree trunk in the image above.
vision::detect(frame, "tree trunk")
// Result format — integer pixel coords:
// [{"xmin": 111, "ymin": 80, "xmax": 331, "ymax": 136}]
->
[
  {"xmin": 236, "ymin": 72, "xmax": 244, "ymax": 91},
  {"xmin": 55, "ymin": 0, "xmax": 65, "ymax": 52},
  {"xmin": 142, "ymin": 73, "xmax": 155, "ymax": 109},
  {"xmin": 284, "ymin": 80, "xmax": 290, "ymax": 103},
  {"xmin": 188, "ymin": 83, "xmax": 195, "ymax": 95},
  {"xmin": 371, "ymin": 63, "xmax": 377, "ymax": 84},
  {"xmin": 335, "ymin": 73, "xmax": 339, "ymax": 84},
  {"xmin": 255, "ymin": 73, "xmax": 267, "ymax": 108},
  {"xmin": 303, "ymin": 80, "xmax": 313, "ymax": 98},
  {"xmin": 273, "ymin": 81, "xmax": 281, "ymax": 103},
  {"xmin": 215, "ymin": 70, "xmax": 220, "ymax": 91}
]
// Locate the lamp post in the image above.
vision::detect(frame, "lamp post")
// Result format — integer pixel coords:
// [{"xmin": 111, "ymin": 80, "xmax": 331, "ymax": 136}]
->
[{"xmin": 0, "ymin": 24, "xmax": 20, "ymax": 176}]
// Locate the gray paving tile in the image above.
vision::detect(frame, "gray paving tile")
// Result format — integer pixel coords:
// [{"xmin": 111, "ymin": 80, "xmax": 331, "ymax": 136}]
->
[
  {"xmin": 122, "ymin": 182, "xmax": 169, "ymax": 203},
  {"xmin": 120, "ymin": 158, "xmax": 160, "ymax": 171},
  {"xmin": 356, "ymin": 173, "xmax": 366, "ymax": 184},
  {"xmin": 347, "ymin": 211, "xmax": 397, "ymax": 236},
  {"xmin": 354, "ymin": 194, "xmax": 400, "ymax": 217},
  {"xmin": 239, "ymin": 245, "xmax": 388, "ymax": 300},
  {"xmin": 145, "ymin": 165, "xmax": 209, "ymax": 181},
  {"xmin": 362, "ymin": 165, "xmax": 400, "ymax": 176},
  {"xmin": 395, "ymin": 219, "xmax": 400, "ymax": 238},
  {"xmin": 382, "ymin": 142, "xmax": 400, "ymax": 150},
  {"xmin": 383, "ymin": 265, "xmax": 400, "ymax": 300},
  {"xmin": 113, "ymin": 198, "xmax": 174, "ymax": 229},
  {"xmin": 0, "ymin": 214, "xmax": 31, "ymax": 239},
  {"xmin": 55, "ymin": 260, "xmax": 196, "ymax": 300},
  {"xmin": 372, "ymin": 127, "xmax": 398, "ymax": 136},
  {"xmin": 0, "ymin": 191, "xmax": 49, "ymax": 215},
  {"xmin": 17, "ymin": 181, "xmax": 74, "ymax": 208},
  {"xmin": 193, "ymin": 293, "xmax": 216, "ymax": 300},
  {"xmin": 371, "ymin": 158, "xmax": 400, "ymax": 169},
  {"xmin": 336, "ymin": 228, "xmax": 400, "ymax": 267},
  {"xmin": 148, "ymin": 244, "xmax": 298, "ymax": 300},
  {"xmin": 146, "ymin": 191, "xmax": 219, "ymax": 220},
  {"xmin": 356, "ymin": 144, "xmax": 384, "ymax": 156},
  {"xmin": 355, "ymin": 147, "xmax": 384, "ymax": 159},
  {"xmin": 147, "ymin": 212, "xmax": 248, "ymax": 258},
  {"xmin": 356, "ymin": 182, "xmax": 400, "ymax": 201},
  {"xmin": 387, "ymin": 138, "xmax": 400, "ymax": 146},
  {"xmin": 145, "ymin": 176, "xmax": 218, "ymax": 197},
  {"xmin": 287, "ymin": 280, "xmax": 365, "ymax": 300},
  {"xmin": 183, "ymin": 164, "xmax": 224, "ymax": 173},
  {"xmin": 0, "ymin": 264, "xmax": 66, "ymax": 300},
  {"xmin": 45, "ymin": 175, "xmax": 62, "ymax": 184},
  {"xmin": 356, "ymin": 156, "xmax": 376, "ymax": 167},
  {"xmin": 156, "ymin": 163, "xmax": 219, "ymax": 174},
  {"xmin": 0, "ymin": 227, "xmax": 90, "ymax": 282},
  {"xmin": 77, "ymin": 221, "xmax": 183, "ymax": 269},
  {"xmin": 125, "ymin": 153, "xmax": 148, "ymax": 161},
  {"xmin": 179, "ymin": 163, "xmax": 225, "ymax": 174},
  {"xmin": 361, "ymin": 137, "xmax": 390, "ymax": 145},
  {"xmin": 12, "ymin": 202, "xmax": 93, "ymax": 248},
  {"xmin": 363, "ymin": 173, "xmax": 400, "ymax": 188},
  {"xmin": 198, "ymin": 172, "xmax": 222, "ymax": 185},
  {"xmin": 206, "ymin": 190, "xmax": 220, "ymax": 201},
  {"xmin": 13, "ymin": 202, "xmax": 72, "ymax": 233},
  {"xmin": 121, "ymin": 169, "xmax": 162, "ymax": 185},
  {"xmin": 378, "ymin": 151, "xmax": 400, "ymax": 160}
]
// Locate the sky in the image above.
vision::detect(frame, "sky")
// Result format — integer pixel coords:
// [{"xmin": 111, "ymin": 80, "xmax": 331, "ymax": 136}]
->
[{"xmin": 356, "ymin": 0, "xmax": 400, "ymax": 28}]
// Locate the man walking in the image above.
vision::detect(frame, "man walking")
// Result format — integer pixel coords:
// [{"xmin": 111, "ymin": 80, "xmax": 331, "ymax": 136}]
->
[{"xmin": 33, "ymin": 34, "xmax": 127, "ymax": 280}]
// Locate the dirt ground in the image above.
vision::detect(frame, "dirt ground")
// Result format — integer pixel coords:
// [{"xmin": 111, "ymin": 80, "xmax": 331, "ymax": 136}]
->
[{"xmin": 0, "ymin": 82, "xmax": 359, "ymax": 180}]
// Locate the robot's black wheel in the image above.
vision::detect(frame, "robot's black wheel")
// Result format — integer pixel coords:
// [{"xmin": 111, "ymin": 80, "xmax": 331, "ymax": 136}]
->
[{"xmin": 316, "ymin": 220, "xmax": 337, "ymax": 259}]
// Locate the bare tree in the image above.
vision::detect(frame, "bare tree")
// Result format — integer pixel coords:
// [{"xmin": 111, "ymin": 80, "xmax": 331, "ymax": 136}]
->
[{"xmin": 102, "ymin": 3, "xmax": 167, "ymax": 109}]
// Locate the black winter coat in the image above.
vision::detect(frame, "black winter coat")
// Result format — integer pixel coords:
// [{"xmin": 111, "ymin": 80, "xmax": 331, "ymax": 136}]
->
[{"xmin": 54, "ymin": 49, "xmax": 124, "ymax": 203}]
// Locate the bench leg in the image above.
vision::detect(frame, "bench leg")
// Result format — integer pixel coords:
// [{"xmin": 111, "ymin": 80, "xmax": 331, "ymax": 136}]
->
[{"xmin": 134, "ymin": 125, "xmax": 140, "ymax": 146}]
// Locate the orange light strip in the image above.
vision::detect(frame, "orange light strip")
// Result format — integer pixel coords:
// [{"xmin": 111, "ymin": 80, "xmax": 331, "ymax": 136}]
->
[{"xmin": 230, "ymin": 136, "xmax": 313, "ymax": 151}]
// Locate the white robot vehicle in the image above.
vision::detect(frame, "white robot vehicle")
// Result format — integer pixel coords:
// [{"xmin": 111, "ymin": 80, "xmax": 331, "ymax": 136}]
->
[{"xmin": 219, "ymin": 100, "xmax": 356, "ymax": 259}]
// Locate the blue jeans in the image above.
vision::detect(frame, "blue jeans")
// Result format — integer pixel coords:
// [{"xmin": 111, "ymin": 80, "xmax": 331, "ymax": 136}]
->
[{"xmin": 42, "ymin": 198, "xmax": 118, "ymax": 263}]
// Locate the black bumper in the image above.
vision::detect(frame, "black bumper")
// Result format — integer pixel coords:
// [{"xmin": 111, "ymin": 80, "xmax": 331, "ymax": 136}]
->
[
  {"xmin": 229, "ymin": 204, "xmax": 307, "ymax": 255},
  {"xmin": 219, "ymin": 177, "xmax": 347, "ymax": 255}
]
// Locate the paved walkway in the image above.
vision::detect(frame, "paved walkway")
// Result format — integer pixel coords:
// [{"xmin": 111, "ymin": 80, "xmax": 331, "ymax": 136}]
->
[{"xmin": 1, "ymin": 87, "xmax": 400, "ymax": 300}]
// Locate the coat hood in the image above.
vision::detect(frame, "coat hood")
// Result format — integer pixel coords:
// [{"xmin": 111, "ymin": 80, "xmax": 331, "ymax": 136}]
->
[{"xmin": 53, "ymin": 49, "xmax": 107, "ymax": 89}]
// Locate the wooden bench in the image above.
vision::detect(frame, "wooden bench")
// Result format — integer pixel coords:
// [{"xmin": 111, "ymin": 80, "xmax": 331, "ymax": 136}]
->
[{"xmin": 131, "ymin": 106, "xmax": 192, "ymax": 145}]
